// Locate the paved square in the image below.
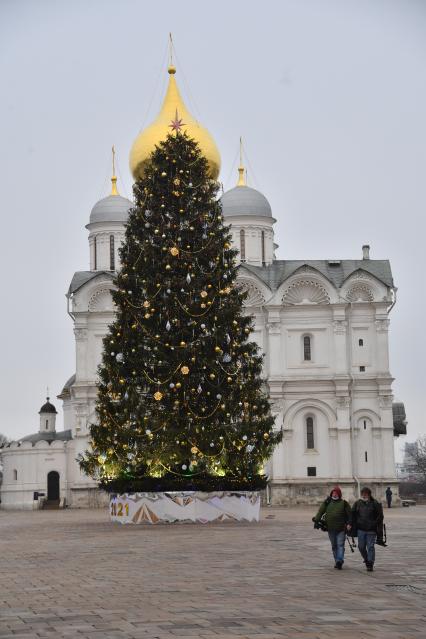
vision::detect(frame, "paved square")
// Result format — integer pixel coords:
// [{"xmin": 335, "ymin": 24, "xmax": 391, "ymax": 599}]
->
[{"xmin": 1, "ymin": 505, "xmax": 425, "ymax": 638}]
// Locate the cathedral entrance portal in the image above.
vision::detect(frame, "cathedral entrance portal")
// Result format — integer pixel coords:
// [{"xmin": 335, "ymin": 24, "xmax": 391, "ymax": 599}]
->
[{"xmin": 47, "ymin": 471, "xmax": 60, "ymax": 501}]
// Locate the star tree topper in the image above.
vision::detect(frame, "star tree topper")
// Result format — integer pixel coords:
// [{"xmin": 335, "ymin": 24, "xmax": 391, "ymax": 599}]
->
[{"xmin": 169, "ymin": 109, "xmax": 186, "ymax": 133}]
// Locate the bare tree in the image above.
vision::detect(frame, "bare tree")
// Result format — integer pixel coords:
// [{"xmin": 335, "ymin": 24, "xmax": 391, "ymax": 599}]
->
[
  {"xmin": 0, "ymin": 433, "xmax": 10, "ymax": 447},
  {"xmin": 408, "ymin": 436, "xmax": 426, "ymax": 481}
]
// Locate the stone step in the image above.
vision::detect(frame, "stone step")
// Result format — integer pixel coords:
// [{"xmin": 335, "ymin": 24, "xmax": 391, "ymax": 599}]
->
[{"xmin": 43, "ymin": 500, "xmax": 60, "ymax": 510}]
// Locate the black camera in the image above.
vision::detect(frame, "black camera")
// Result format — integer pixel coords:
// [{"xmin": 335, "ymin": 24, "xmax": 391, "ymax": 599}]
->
[{"xmin": 312, "ymin": 516, "xmax": 327, "ymax": 532}]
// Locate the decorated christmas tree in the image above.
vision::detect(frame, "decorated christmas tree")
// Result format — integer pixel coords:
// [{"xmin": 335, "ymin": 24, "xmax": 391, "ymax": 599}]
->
[{"xmin": 79, "ymin": 131, "xmax": 281, "ymax": 491}]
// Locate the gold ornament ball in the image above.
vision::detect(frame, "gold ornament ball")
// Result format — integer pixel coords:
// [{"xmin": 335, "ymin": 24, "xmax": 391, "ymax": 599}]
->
[
  {"xmin": 200, "ymin": 290, "xmax": 208, "ymax": 298},
  {"xmin": 176, "ymin": 382, "xmax": 182, "ymax": 388},
  {"xmin": 263, "ymin": 432, "xmax": 269, "ymax": 439},
  {"xmin": 170, "ymin": 247, "xmax": 179, "ymax": 256},
  {"xmin": 214, "ymin": 346, "xmax": 221, "ymax": 353},
  {"xmin": 143, "ymin": 301, "xmax": 150, "ymax": 308},
  {"xmin": 154, "ymin": 391, "xmax": 163, "ymax": 401},
  {"xmin": 191, "ymin": 446, "xmax": 198, "ymax": 454},
  {"xmin": 161, "ymin": 171, "xmax": 167, "ymax": 177},
  {"xmin": 227, "ymin": 377, "xmax": 232, "ymax": 382},
  {"xmin": 209, "ymin": 373, "xmax": 216, "ymax": 380},
  {"xmin": 180, "ymin": 341, "xmax": 186, "ymax": 347},
  {"xmin": 165, "ymin": 264, "xmax": 171, "ymax": 270}
]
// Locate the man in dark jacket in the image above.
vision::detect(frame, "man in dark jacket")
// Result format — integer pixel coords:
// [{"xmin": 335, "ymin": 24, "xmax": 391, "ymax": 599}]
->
[
  {"xmin": 385, "ymin": 486, "xmax": 393, "ymax": 508},
  {"xmin": 314, "ymin": 486, "xmax": 352, "ymax": 570},
  {"xmin": 352, "ymin": 486, "xmax": 384, "ymax": 572}
]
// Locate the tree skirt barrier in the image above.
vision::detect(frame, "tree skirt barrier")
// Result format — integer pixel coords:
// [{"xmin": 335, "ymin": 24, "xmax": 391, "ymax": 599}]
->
[{"xmin": 110, "ymin": 491, "xmax": 260, "ymax": 524}]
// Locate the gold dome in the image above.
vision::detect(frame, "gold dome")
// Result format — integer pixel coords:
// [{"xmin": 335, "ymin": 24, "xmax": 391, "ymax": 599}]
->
[{"xmin": 129, "ymin": 66, "xmax": 221, "ymax": 181}]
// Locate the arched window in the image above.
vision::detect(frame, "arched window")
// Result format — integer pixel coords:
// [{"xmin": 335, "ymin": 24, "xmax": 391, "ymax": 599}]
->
[
  {"xmin": 261, "ymin": 230, "xmax": 265, "ymax": 265},
  {"xmin": 303, "ymin": 335, "xmax": 311, "ymax": 361},
  {"xmin": 306, "ymin": 417, "xmax": 315, "ymax": 449},
  {"xmin": 94, "ymin": 236, "xmax": 97, "ymax": 270},
  {"xmin": 110, "ymin": 235, "xmax": 115, "ymax": 271},
  {"xmin": 45, "ymin": 419, "xmax": 49, "ymax": 430},
  {"xmin": 240, "ymin": 229, "xmax": 246, "ymax": 262},
  {"xmin": 13, "ymin": 469, "xmax": 17, "ymax": 481},
  {"xmin": 359, "ymin": 338, "xmax": 364, "ymax": 346}
]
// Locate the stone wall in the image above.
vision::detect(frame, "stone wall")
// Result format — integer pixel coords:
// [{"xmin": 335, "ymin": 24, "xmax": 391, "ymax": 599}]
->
[
  {"xmin": 270, "ymin": 480, "xmax": 400, "ymax": 506},
  {"xmin": 70, "ymin": 487, "xmax": 109, "ymax": 508}
]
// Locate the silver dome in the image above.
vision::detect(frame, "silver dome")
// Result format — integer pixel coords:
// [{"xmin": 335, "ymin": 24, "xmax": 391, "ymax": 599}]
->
[
  {"xmin": 220, "ymin": 185, "xmax": 272, "ymax": 218},
  {"xmin": 89, "ymin": 195, "xmax": 133, "ymax": 224}
]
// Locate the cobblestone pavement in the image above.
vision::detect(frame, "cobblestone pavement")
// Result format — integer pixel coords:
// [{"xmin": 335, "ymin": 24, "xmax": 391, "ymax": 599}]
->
[{"xmin": 1, "ymin": 505, "xmax": 425, "ymax": 639}]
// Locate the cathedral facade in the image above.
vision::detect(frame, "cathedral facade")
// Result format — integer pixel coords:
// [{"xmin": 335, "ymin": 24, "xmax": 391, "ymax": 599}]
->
[{"xmin": 0, "ymin": 64, "xmax": 406, "ymax": 509}]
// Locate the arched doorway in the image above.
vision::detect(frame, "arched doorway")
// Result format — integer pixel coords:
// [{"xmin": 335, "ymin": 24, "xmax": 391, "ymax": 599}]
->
[{"xmin": 47, "ymin": 471, "xmax": 60, "ymax": 501}]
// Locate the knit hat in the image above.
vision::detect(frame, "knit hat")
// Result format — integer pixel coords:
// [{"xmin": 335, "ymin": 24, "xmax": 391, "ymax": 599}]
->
[{"xmin": 330, "ymin": 486, "xmax": 342, "ymax": 498}]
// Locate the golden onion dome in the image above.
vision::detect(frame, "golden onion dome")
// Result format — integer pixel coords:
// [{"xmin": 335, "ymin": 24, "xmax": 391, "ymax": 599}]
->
[{"xmin": 129, "ymin": 66, "xmax": 221, "ymax": 181}]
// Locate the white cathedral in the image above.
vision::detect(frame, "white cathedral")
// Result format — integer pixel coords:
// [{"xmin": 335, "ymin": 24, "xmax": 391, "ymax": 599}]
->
[{"xmin": 0, "ymin": 63, "xmax": 406, "ymax": 510}]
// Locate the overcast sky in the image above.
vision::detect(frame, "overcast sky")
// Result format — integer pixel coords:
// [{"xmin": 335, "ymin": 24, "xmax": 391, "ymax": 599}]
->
[{"xmin": 1, "ymin": 0, "xmax": 425, "ymax": 459}]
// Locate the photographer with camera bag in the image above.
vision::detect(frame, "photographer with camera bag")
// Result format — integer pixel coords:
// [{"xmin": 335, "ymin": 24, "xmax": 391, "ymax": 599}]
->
[
  {"xmin": 352, "ymin": 486, "xmax": 384, "ymax": 572},
  {"xmin": 313, "ymin": 486, "xmax": 352, "ymax": 570}
]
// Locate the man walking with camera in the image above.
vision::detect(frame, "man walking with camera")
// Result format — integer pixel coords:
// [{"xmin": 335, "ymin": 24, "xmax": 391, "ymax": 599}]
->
[
  {"xmin": 313, "ymin": 486, "xmax": 352, "ymax": 570},
  {"xmin": 352, "ymin": 486, "xmax": 384, "ymax": 572}
]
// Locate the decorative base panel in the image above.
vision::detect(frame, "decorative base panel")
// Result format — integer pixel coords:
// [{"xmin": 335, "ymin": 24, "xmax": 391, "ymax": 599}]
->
[{"xmin": 110, "ymin": 491, "xmax": 260, "ymax": 524}]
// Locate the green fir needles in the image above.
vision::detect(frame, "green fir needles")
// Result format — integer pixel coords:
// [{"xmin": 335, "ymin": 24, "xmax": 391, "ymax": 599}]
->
[{"xmin": 79, "ymin": 133, "xmax": 281, "ymax": 491}]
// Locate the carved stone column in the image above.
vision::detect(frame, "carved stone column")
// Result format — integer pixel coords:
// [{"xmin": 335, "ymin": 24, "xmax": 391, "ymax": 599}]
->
[
  {"xmin": 375, "ymin": 317, "xmax": 390, "ymax": 374},
  {"xmin": 266, "ymin": 307, "xmax": 282, "ymax": 378},
  {"xmin": 73, "ymin": 402, "xmax": 89, "ymax": 437},
  {"xmin": 333, "ymin": 312, "xmax": 348, "ymax": 374},
  {"xmin": 379, "ymin": 394, "xmax": 396, "ymax": 477},
  {"xmin": 336, "ymin": 396, "xmax": 353, "ymax": 478},
  {"xmin": 270, "ymin": 399, "xmax": 285, "ymax": 480},
  {"xmin": 74, "ymin": 327, "xmax": 88, "ymax": 382}
]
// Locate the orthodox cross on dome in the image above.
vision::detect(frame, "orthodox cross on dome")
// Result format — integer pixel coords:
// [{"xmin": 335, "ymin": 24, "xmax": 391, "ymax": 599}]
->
[
  {"xmin": 169, "ymin": 32, "xmax": 174, "ymax": 67},
  {"xmin": 111, "ymin": 145, "xmax": 119, "ymax": 195},
  {"xmin": 169, "ymin": 109, "xmax": 186, "ymax": 133},
  {"xmin": 237, "ymin": 136, "xmax": 246, "ymax": 186}
]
